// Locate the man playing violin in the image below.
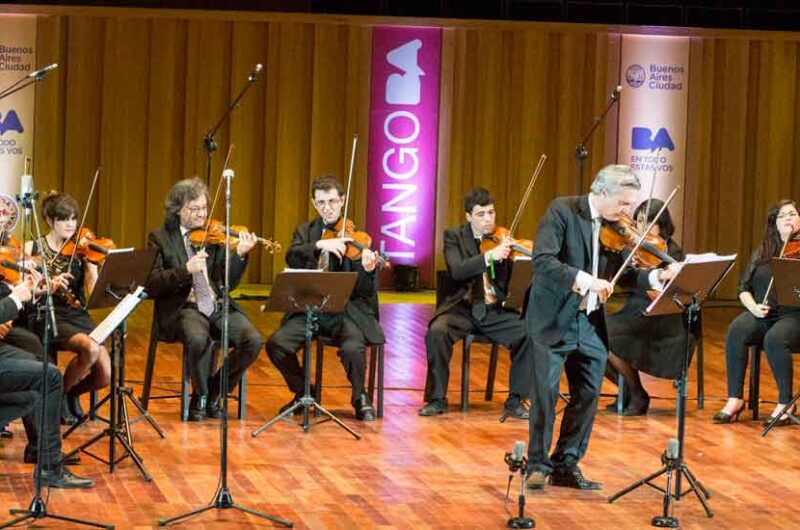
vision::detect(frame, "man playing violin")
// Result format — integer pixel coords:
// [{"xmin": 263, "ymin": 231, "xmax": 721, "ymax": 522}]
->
[
  {"xmin": 146, "ymin": 178, "xmax": 261, "ymax": 422},
  {"xmin": 265, "ymin": 175, "xmax": 383, "ymax": 422},
  {"xmin": 419, "ymin": 187, "xmax": 533, "ymax": 419},
  {"xmin": 0, "ymin": 267, "xmax": 93, "ymax": 488},
  {"xmin": 525, "ymin": 164, "xmax": 680, "ymax": 491}
]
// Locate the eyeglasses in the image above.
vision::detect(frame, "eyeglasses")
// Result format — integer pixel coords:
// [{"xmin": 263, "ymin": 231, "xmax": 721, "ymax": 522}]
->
[
  {"xmin": 313, "ymin": 198, "xmax": 343, "ymax": 209},
  {"xmin": 184, "ymin": 205, "xmax": 208, "ymax": 215}
]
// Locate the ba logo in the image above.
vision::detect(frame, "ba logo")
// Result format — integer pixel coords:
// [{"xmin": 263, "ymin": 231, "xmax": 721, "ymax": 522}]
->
[
  {"xmin": 625, "ymin": 64, "xmax": 645, "ymax": 88},
  {"xmin": 0, "ymin": 110, "xmax": 24, "ymax": 136},
  {"xmin": 386, "ymin": 39, "xmax": 424, "ymax": 105},
  {"xmin": 632, "ymin": 127, "xmax": 674, "ymax": 152}
]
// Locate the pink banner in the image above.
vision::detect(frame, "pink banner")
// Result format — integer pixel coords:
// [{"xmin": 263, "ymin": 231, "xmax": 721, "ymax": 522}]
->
[{"xmin": 366, "ymin": 26, "xmax": 441, "ymax": 288}]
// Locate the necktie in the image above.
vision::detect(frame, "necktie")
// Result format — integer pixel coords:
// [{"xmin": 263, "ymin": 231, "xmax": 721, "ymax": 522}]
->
[
  {"xmin": 184, "ymin": 235, "xmax": 215, "ymax": 317},
  {"xmin": 586, "ymin": 217, "xmax": 601, "ymax": 314}
]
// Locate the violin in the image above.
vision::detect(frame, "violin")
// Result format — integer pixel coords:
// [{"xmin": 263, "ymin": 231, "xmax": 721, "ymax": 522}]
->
[
  {"xmin": 322, "ymin": 218, "xmax": 389, "ymax": 268},
  {"xmin": 600, "ymin": 213, "xmax": 676, "ymax": 268},
  {"xmin": 188, "ymin": 219, "xmax": 281, "ymax": 254},
  {"xmin": 479, "ymin": 227, "xmax": 533, "ymax": 259},
  {"xmin": 0, "ymin": 246, "xmax": 80, "ymax": 308},
  {"xmin": 59, "ymin": 226, "xmax": 116, "ymax": 265}
]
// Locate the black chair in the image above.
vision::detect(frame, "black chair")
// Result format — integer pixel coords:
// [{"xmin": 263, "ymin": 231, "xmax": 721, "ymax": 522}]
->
[
  {"xmin": 312, "ymin": 336, "xmax": 385, "ymax": 417},
  {"xmin": 140, "ymin": 307, "xmax": 246, "ymax": 421},
  {"xmin": 435, "ymin": 270, "xmax": 501, "ymax": 412}
]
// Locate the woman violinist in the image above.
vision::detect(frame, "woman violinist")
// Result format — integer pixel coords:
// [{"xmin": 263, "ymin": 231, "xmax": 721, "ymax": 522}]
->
[
  {"xmin": 24, "ymin": 192, "xmax": 111, "ymax": 424},
  {"xmin": 604, "ymin": 199, "xmax": 688, "ymax": 416},
  {"xmin": 714, "ymin": 199, "xmax": 800, "ymax": 425}
]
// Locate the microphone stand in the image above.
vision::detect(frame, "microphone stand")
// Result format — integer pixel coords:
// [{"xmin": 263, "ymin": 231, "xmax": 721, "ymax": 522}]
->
[
  {"xmin": 574, "ymin": 89, "xmax": 620, "ymax": 192},
  {"xmin": 202, "ymin": 66, "xmax": 262, "ymax": 185},
  {"xmin": 1, "ymin": 187, "xmax": 112, "ymax": 530},
  {"xmin": 0, "ymin": 71, "xmax": 53, "ymax": 101},
  {"xmin": 503, "ymin": 452, "xmax": 534, "ymax": 529},
  {"xmin": 158, "ymin": 169, "xmax": 292, "ymax": 528}
]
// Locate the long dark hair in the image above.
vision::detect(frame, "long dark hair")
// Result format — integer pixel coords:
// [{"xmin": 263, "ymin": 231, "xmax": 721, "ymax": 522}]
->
[
  {"xmin": 757, "ymin": 199, "xmax": 799, "ymax": 264},
  {"xmin": 633, "ymin": 198, "xmax": 675, "ymax": 240}
]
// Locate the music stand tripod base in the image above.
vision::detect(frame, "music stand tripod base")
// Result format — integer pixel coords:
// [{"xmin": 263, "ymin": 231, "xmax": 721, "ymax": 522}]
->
[{"xmin": 252, "ymin": 271, "xmax": 361, "ymax": 440}]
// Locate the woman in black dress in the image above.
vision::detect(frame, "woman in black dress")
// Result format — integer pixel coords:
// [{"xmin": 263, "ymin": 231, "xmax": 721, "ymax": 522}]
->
[
  {"xmin": 605, "ymin": 199, "xmax": 686, "ymax": 416},
  {"xmin": 25, "ymin": 192, "xmax": 111, "ymax": 423},
  {"xmin": 713, "ymin": 199, "xmax": 800, "ymax": 425}
]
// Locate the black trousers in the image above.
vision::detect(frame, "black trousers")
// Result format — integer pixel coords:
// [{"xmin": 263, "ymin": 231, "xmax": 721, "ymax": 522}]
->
[
  {"xmin": 178, "ymin": 304, "xmax": 262, "ymax": 396},
  {"xmin": 528, "ymin": 312, "xmax": 607, "ymax": 474},
  {"xmin": 423, "ymin": 302, "xmax": 533, "ymax": 402},
  {"xmin": 0, "ymin": 344, "xmax": 63, "ymax": 470},
  {"xmin": 725, "ymin": 310, "xmax": 800, "ymax": 403},
  {"xmin": 266, "ymin": 312, "xmax": 368, "ymax": 406}
]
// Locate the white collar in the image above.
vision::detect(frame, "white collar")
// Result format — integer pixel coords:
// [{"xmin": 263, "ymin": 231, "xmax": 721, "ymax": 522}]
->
[{"xmin": 588, "ymin": 194, "xmax": 601, "ymax": 222}]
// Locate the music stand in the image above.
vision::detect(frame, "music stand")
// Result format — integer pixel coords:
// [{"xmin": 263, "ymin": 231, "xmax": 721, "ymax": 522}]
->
[
  {"xmin": 503, "ymin": 258, "xmax": 532, "ymax": 312},
  {"xmin": 62, "ymin": 248, "xmax": 163, "ymax": 481},
  {"xmin": 759, "ymin": 258, "xmax": 800, "ymax": 435},
  {"xmin": 252, "ymin": 270, "xmax": 360, "ymax": 439},
  {"xmin": 608, "ymin": 256, "xmax": 735, "ymax": 527}
]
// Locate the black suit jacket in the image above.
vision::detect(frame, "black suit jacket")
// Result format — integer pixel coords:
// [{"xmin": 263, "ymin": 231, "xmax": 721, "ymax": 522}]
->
[
  {"xmin": 525, "ymin": 195, "xmax": 651, "ymax": 346},
  {"xmin": 145, "ymin": 222, "xmax": 248, "ymax": 343},
  {"xmin": 433, "ymin": 223, "xmax": 513, "ymax": 321},
  {"xmin": 285, "ymin": 217, "xmax": 384, "ymax": 345}
]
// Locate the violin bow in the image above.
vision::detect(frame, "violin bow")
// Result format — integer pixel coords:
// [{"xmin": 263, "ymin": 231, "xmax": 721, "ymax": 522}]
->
[
  {"xmin": 609, "ymin": 186, "xmax": 679, "ymax": 289},
  {"xmin": 199, "ymin": 144, "xmax": 235, "ymax": 252},
  {"xmin": 507, "ymin": 154, "xmax": 547, "ymax": 238},
  {"xmin": 638, "ymin": 148, "xmax": 662, "ymax": 233},
  {"xmin": 62, "ymin": 166, "xmax": 100, "ymax": 272},
  {"xmin": 338, "ymin": 134, "xmax": 358, "ymax": 238}
]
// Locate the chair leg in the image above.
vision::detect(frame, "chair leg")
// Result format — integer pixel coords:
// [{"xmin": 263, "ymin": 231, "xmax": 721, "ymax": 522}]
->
[
  {"xmin": 237, "ymin": 373, "xmax": 247, "ymax": 420},
  {"xmin": 314, "ymin": 340, "xmax": 323, "ymax": 404},
  {"xmin": 141, "ymin": 338, "xmax": 159, "ymax": 411},
  {"xmin": 750, "ymin": 347, "xmax": 761, "ymax": 420},
  {"xmin": 368, "ymin": 345, "xmax": 377, "ymax": 401},
  {"xmin": 616, "ymin": 373, "xmax": 625, "ymax": 416},
  {"xmin": 89, "ymin": 391, "xmax": 98, "ymax": 420},
  {"xmin": 696, "ymin": 331, "xmax": 705, "ymax": 410},
  {"xmin": 461, "ymin": 338, "xmax": 472, "ymax": 413},
  {"xmin": 375, "ymin": 345, "xmax": 384, "ymax": 418},
  {"xmin": 181, "ymin": 346, "xmax": 190, "ymax": 422},
  {"xmin": 485, "ymin": 344, "xmax": 499, "ymax": 401}
]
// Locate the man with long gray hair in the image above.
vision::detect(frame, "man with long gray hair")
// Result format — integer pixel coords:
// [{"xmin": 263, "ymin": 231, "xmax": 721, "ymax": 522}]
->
[
  {"xmin": 524, "ymin": 165, "xmax": 679, "ymax": 491},
  {"xmin": 145, "ymin": 178, "xmax": 261, "ymax": 421}
]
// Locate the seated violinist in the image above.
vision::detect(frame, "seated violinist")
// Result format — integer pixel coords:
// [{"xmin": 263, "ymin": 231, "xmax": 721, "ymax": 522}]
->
[
  {"xmin": 24, "ymin": 192, "xmax": 111, "ymax": 425},
  {"xmin": 714, "ymin": 199, "xmax": 800, "ymax": 426},
  {"xmin": 145, "ymin": 178, "xmax": 261, "ymax": 422},
  {"xmin": 265, "ymin": 174, "xmax": 383, "ymax": 422},
  {"xmin": 419, "ymin": 187, "xmax": 533, "ymax": 419}
]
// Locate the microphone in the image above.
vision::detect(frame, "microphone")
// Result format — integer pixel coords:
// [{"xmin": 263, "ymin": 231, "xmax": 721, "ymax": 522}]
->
[
  {"xmin": 27, "ymin": 63, "xmax": 58, "ymax": 79},
  {"xmin": 222, "ymin": 168, "xmax": 235, "ymax": 180},
  {"xmin": 665, "ymin": 438, "xmax": 679, "ymax": 460},
  {"xmin": 19, "ymin": 173, "xmax": 34, "ymax": 216},
  {"xmin": 248, "ymin": 63, "xmax": 264, "ymax": 82},
  {"xmin": 505, "ymin": 440, "xmax": 527, "ymax": 473},
  {"xmin": 611, "ymin": 85, "xmax": 622, "ymax": 102}
]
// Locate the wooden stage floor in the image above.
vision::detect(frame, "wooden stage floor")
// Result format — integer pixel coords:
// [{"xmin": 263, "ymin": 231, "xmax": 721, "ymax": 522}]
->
[{"xmin": 1, "ymin": 298, "xmax": 799, "ymax": 529}]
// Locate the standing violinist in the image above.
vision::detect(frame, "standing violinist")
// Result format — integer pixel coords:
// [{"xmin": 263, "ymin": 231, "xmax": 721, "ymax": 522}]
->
[
  {"xmin": 25, "ymin": 192, "xmax": 111, "ymax": 425},
  {"xmin": 418, "ymin": 187, "xmax": 533, "ymax": 419},
  {"xmin": 265, "ymin": 174, "xmax": 383, "ymax": 422},
  {"xmin": 604, "ymin": 198, "xmax": 688, "ymax": 416},
  {"xmin": 713, "ymin": 199, "xmax": 800, "ymax": 426},
  {"xmin": 145, "ymin": 178, "xmax": 261, "ymax": 422},
  {"xmin": 525, "ymin": 165, "xmax": 679, "ymax": 491}
]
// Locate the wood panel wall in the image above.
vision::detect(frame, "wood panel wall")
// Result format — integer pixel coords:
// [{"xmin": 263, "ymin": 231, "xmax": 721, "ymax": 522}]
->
[{"xmin": 14, "ymin": 5, "xmax": 800, "ymax": 296}]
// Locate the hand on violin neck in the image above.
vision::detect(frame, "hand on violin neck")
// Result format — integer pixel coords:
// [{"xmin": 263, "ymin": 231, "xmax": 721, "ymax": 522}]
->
[
  {"xmin": 236, "ymin": 230, "xmax": 258, "ymax": 257},
  {"xmin": 316, "ymin": 237, "xmax": 352, "ymax": 259},
  {"xmin": 51, "ymin": 272, "xmax": 73, "ymax": 293},
  {"xmin": 186, "ymin": 252, "xmax": 208, "ymax": 275},
  {"xmin": 361, "ymin": 248, "xmax": 378, "ymax": 272}
]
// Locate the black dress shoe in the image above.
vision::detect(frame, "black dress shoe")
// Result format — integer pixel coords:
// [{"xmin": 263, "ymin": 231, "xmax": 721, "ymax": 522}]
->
[
  {"xmin": 188, "ymin": 394, "xmax": 207, "ymax": 422},
  {"xmin": 0, "ymin": 426, "xmax": 12, "ymax": 439},
  {"xmin": 761, "ymin": 405, "xmax": 798, "ymax": 427},
  {"xmin": 354, "ymin": 393, "xmax": 376, "ymax": 422},
  {"xmin": 622, "ymin": 394, "xmax": 650, "ymax": 417},
  {"xmin": 279, "ymin": 387, "xmax": 316, "ymax": 416},
  {"xmin": 206, "ymin": 396, "xmax": 222, "ymax": 419},
  {"xmin": 39, "ymin": 467, "xmax": 94, "ymax": 489},
  {"xmin": 418, "ymin": 399, "xmax": 448, "ymax": 417},
  {"xmin": 68, "ymin": 393, "xmax": 86, "ymax": 419},
  {"xmin": 503, "ymin": 395, "xmax": 530, "ymax": 420},
  {"xmin": 550, "ymin": 466, "xmax": 602, "ymax": 490},
  {"xmin": 712, "ymin": 401, "xmax": 745, "ymax": 424},
  {"xmin": 24, "ymin": 448, "xmax": 81, "ymax": 466},
  {"xmin": 60, "ymin": 395, "xmax": 78, "ymax": 426}
]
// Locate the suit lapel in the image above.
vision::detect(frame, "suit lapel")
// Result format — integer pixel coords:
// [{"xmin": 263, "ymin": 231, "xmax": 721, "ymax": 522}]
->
[
  {"xmin": 171, "ymin": 227, "xmax": 189, "ymax": 266},
  {"xmin": 461, "ymin": 223, "xmax": 478, "ymax": 258},
  {"xmin": 577, "ymin": 195, "xmax": 593, "ymax": 266}
]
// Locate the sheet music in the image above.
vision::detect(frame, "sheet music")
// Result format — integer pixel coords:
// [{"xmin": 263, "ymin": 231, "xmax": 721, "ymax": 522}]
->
[
  {"xmin": 684, "ymin": 252, "xmax": 738, "ymax": 264},
  {"xmin": 89, "ymin": 286, "xmax": 145, "ymax": 344}
]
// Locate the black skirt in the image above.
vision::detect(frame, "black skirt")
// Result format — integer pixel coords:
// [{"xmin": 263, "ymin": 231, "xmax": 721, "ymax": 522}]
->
[{"xmin": 606, "ymin": 292, "xmax": 694, "ymax": 380}]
